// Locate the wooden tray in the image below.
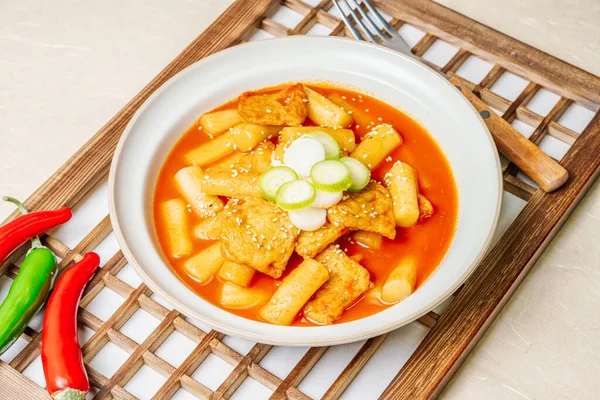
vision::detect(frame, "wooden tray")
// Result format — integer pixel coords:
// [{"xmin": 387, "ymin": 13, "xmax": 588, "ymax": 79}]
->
[{"xmin": 1, "ymin": 0, "xmax": 599, "ymax": 399}]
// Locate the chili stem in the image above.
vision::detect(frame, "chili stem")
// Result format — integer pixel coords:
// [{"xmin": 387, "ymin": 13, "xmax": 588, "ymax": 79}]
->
[{"xmin": 3, "ymin": 196, "xmax": 43, "ymax": 249}]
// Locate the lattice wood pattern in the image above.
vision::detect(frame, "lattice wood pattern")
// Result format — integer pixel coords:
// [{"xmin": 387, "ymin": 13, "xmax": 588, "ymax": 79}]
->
[{"xmin": 1, "ymin": 0, "xmax": 599, "ymax": 399}]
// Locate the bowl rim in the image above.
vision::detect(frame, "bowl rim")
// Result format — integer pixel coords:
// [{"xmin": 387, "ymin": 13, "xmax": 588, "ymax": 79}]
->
[{"xmin": 108, "ymin": 35, "xmax": 503, "ymax": 346}]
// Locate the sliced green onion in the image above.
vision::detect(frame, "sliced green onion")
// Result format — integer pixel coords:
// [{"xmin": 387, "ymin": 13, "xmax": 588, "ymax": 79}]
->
[
  {"xmin": 340, "ymin": 157, "xmax": 371, "ymax": 192},
  {"xmin": 310, "ymin": 160, "xmax": 352, "ymax": 192},
  {"xmin": 276, "ymin": 180, "xmax": 316, "ymax": 210},
  {"xmin": 259, "ymin": 166, "xmax": 298, "ymax": 201},
  {"xmin": 307, "ymin": 132, "xmax": 341, "ymax": 160}
]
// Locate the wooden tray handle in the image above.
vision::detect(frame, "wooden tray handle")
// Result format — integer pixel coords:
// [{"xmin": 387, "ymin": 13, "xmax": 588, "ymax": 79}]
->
[{"xmin": 448, "ymin": 76, "xmax": 569, "ymax": 192}]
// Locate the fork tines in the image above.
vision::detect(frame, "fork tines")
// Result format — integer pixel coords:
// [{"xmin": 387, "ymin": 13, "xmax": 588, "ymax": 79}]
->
[{"xmin": 332, "ymin": 0, "xmax": 397, "ymax": 43}]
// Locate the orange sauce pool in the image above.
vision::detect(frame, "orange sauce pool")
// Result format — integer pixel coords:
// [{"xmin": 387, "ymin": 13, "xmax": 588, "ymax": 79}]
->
[{"xmin": 153, "ymin": 84, "xmax": 458, "ymax": 326}]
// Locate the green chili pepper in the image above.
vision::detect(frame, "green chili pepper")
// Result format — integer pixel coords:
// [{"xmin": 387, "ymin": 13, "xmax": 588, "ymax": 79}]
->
[{"xmin": 0, "ymin": 198, "xmax": 57, "ymax": 355}]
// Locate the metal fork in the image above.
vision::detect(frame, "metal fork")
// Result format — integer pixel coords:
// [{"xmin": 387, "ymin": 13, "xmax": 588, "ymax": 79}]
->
[
  {"xmin": 331, "ymin": 0, "xmax": 569, "ymax": 193},
  {"xmin": 332, "ymin": 0, "xmax": 414, "ymax": 58}
]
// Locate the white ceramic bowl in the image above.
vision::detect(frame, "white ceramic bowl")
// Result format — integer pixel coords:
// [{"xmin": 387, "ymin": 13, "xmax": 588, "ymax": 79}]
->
[{"xmin": 109, "ymin": 36, "xmax": 502, "ymax": 346}]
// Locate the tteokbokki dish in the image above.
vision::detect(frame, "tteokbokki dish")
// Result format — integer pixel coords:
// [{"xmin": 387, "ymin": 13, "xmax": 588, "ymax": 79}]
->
[{"xmin": 153, "ymin": 83, "xmax": 457, "ymax": 326}]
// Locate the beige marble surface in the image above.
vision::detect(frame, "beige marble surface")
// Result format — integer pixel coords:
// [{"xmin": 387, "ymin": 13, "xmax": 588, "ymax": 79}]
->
[
  {"xmin": 436, "ymin": 0, "xmax": 600, "ymax": 77},
  {"xmin": 0, "ymin": 1, "xmax": 598, "ymax": 399}
]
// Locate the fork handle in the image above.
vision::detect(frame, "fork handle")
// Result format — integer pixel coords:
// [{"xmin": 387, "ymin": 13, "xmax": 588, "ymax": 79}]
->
[{"xmin": 448, "ymin": 76, "xmax": 568, "ymax": 192}]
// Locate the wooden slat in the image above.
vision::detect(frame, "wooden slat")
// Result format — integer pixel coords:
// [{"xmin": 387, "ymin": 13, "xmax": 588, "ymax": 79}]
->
[
  {"xmin": 417, "ymin": 311, "xmax": 440, "ymax": 329},
  {"xmin": 82, "ymin": 284, "xmax": 151, "ymax": 363},
  {"xmin": 270, "ymin": 347, "xmax": 327, "ymax": 400},
  {"xmin": 323, "ymin": 335, "xmax": 388, "ymax": 399},
  {"xmin": 261, "ymin": 18, "xmax": 291, "ymax": 37},
  {"xmin": 529, "ymin": 97, "xmax": 571, "ymax": 144},
  {"xmin": 374, "ymin": 0, "xmax": 600, "ymax": 109},
  {"xmin": 503, "ymin": 175, "xmax": 535, "ymax": 201},
  {"xmin": 210, "ymin": 343, "xmax": 272, "ymax": 399},
  {"xmin": 548, "ymin": 121, "xmax": 578, "ymax": 145},
  {"xmin": 517, "ymin": 106, "xmax": 544, "ymax": 127},
  {"xmin": 0, "ymin": 361, "xmax": 49, "ymax": 399},
  {"xmin": 92, "ymin": 310, "xmax": 179, "ymax": 399},
  {"xmin": 247, "ymin": 361, "xmax": 290, "ymax": 393},
  {"xmin": 475, "ymin": 65, "xmax": 504, "ymax": 95},
  {"xmin": 479, "ymin": 88, "xmax": 511, "ymax": 112},
  {"xmin": 441, "ymin": 48, "xmax": 469, "ymax": 74},
  {"xmin": 502, "ymin": 82, "xmax": 538, "ymax": 121},
  {"xmin": 411, "ymin": 33, "xmax": 437, "ymax": 57},
  {"xmin": 152, "ymin": 330, "xmax": 221, "ymax": 399},
  {"xmin": 381, "ymin": 113, "xmax": 600, "ymax": 399},
  {"xmin": 504, "ymin": 97, "xmax": 571, "ymax": 177}
]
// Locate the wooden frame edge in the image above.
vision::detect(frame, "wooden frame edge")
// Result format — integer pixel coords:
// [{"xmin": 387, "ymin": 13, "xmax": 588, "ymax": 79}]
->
[
  {"xmin": 380, "ymin": 114, "xmax": 600, "ymax": 399},
  {"xmin": 374, "ymin": 0, "xmax": 600, "ymax": 109}
]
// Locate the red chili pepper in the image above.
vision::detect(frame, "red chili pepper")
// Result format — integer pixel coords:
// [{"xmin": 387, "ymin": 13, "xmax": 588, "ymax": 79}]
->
[
  {"xmin": 42, "ymin": 252, "xmax": 100, "ymax": 400},
  {"xmin": 0, "ymin": 197, "xmax": 72, "ymax": 263}
]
